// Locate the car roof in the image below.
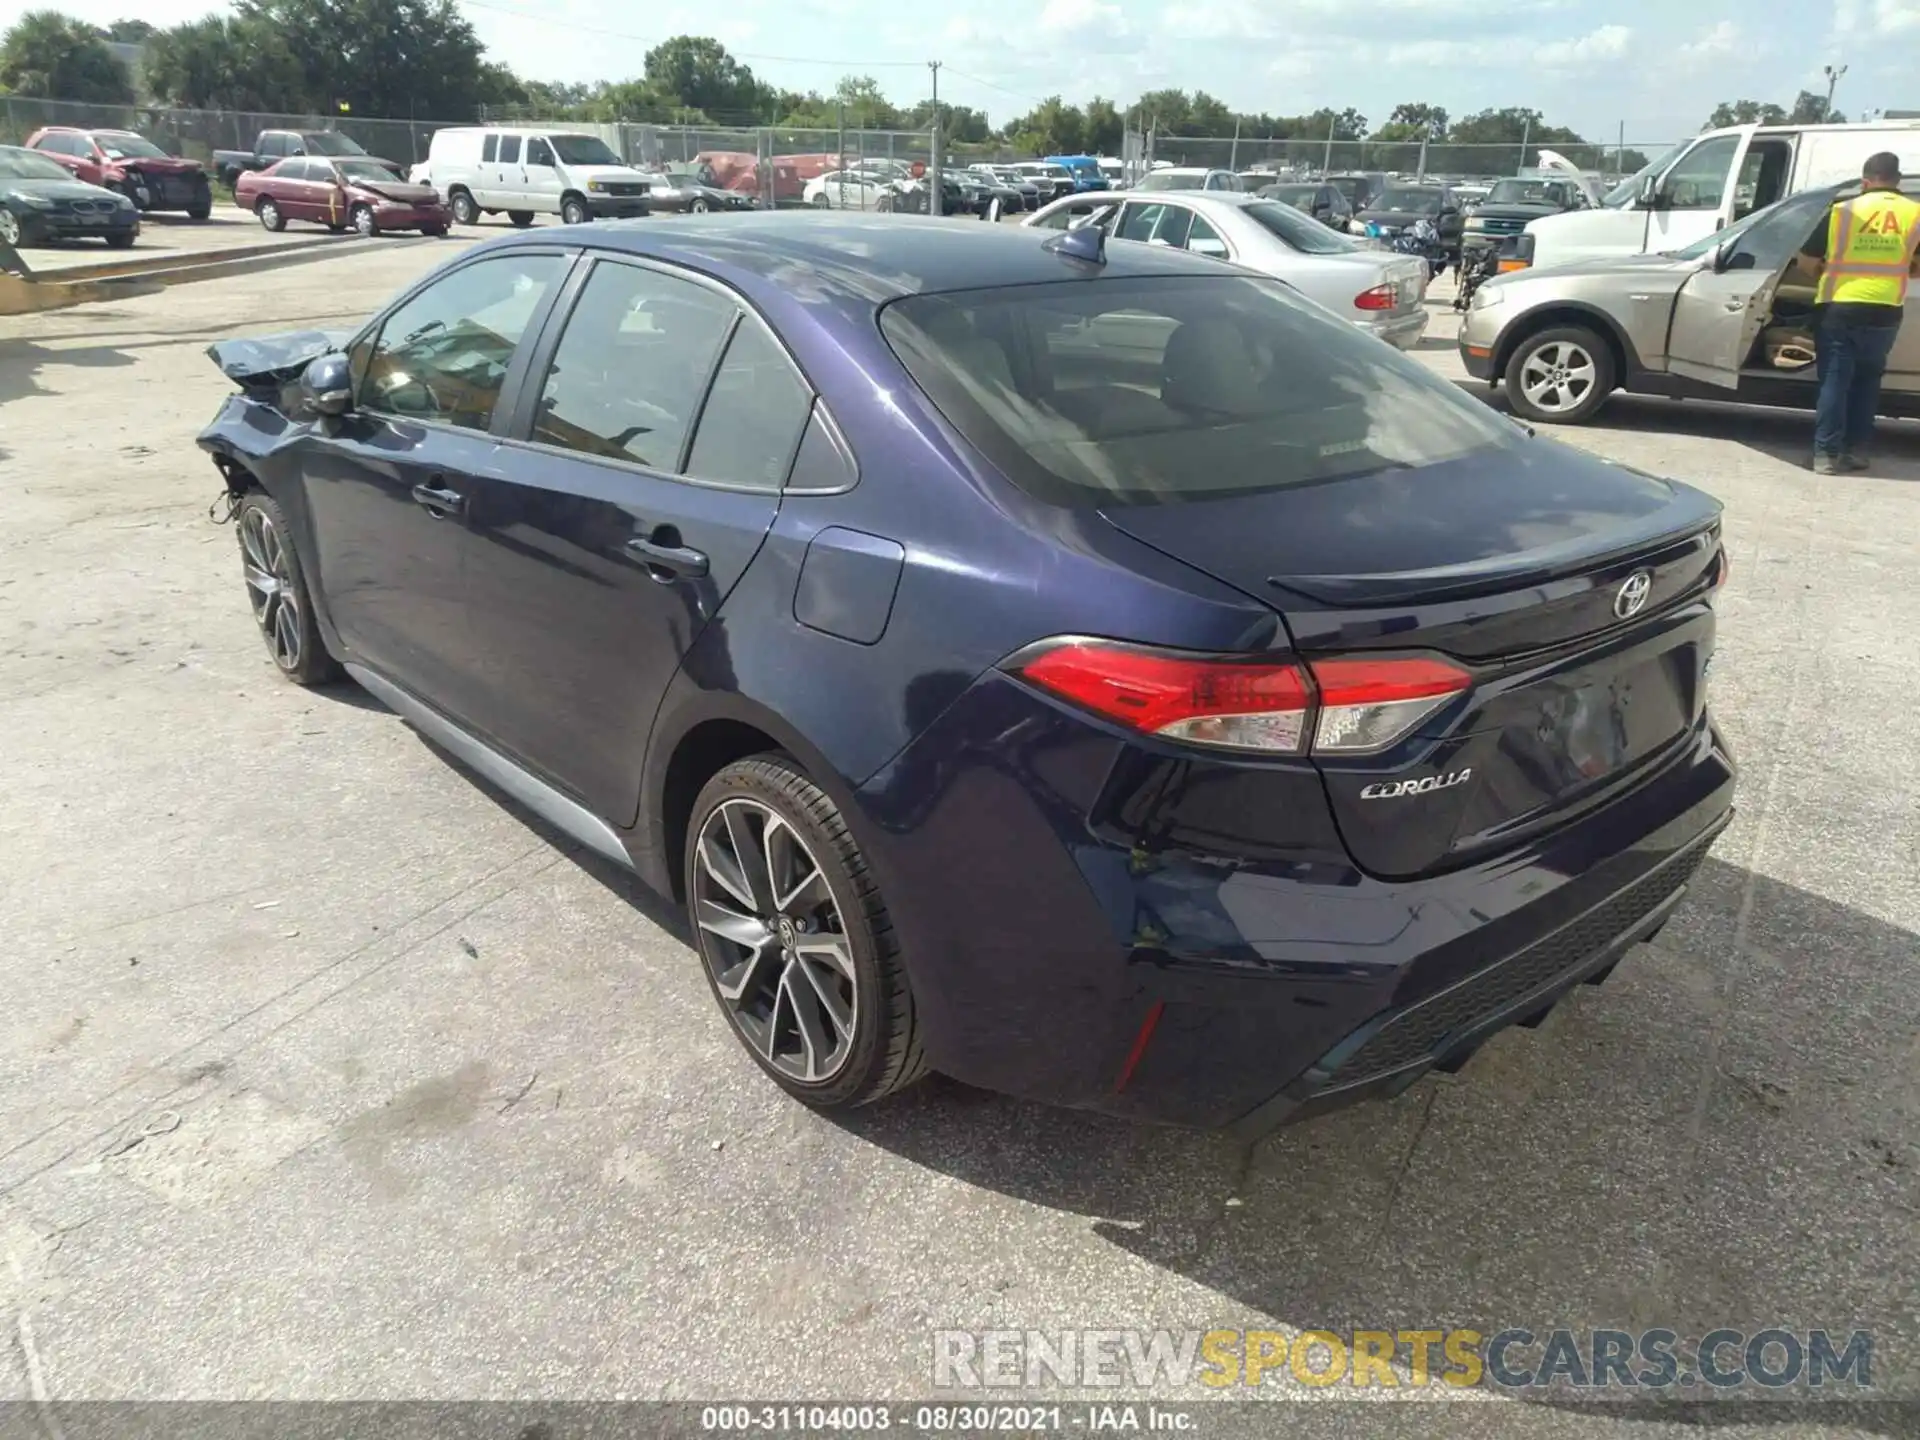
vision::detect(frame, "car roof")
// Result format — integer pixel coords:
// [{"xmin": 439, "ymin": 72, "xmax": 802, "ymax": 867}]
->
[{"xmin": 481, "ymin": 212, "xmax": 1230, "ymax": 302}]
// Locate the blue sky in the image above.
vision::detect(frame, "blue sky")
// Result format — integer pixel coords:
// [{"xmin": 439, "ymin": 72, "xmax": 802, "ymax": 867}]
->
[{"xmin": 53, "ymin": 0, "xmax": 1920, "ymax": 142}]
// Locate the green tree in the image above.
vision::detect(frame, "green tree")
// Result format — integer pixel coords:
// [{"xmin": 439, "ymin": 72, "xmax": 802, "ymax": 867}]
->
[
  {"xmin": 834, "ymin": 75, "xmax": 902, "ymax": 129},
  {"xmin": 643, "ymin": 35, "xmax": 769, "ymax": 120},
  {"xmin": 1787, "ymin": 89, "xmax": 1844, "ymax": 124},
  {"xmin": 105, "ymin": 18, "xmax": 156, "ymax": 43},
  {"xmin": 0, "ymin": 10, "xmax": 135, "ymax": 103},
  {"xmin": 233, "ymin": 0, "xmax": 500, "ymax": 117},
  {"xmin": 1386, "ymin": 101, "xmax": 1448, "ymax": 138},
  {"xmin": 1082, "ymin": 96, "xmax": 1123, "ymax": 154},
  {"xmin": 1008, "ymin": 95, "xmax": 1084, "ymax": 155},
  {"xmin": 1705, "ymin": 98, "xmax": 1788, "ymax": 128},
  {"xmin": 144, "ymin": 14, "xmax": 305, "ymax": 109}
]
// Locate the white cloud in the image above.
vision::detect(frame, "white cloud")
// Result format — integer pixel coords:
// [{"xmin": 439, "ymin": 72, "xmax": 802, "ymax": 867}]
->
[
  {"xmin": 1038, "ymin": 0, "xmax": 1123, "ymax": 35},
  {"xmin": 1382, "ymin": 23, "xmax": 1632, "ymax": 70},
  {"xmin": 1676, "ymin": 19, "xmax": 1742, "ymax": 63}
]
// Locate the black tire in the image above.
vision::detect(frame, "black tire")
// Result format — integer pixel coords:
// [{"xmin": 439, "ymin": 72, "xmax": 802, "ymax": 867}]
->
[
  {"xmin": 350, "ymin": 203, "xmax": 377, "ymax": 238},
  {"xmin": 1503, "ymin": 324, "xmax": 1617, "ymax": 425},
  {"xmin": 685, "ymin": 755, "xmax": 927, "ymax": 1110},
  {"xmin": 234, "ymin": 490, "xmax": 339, "ymax": 686},
  {"xmin": 423, "ymin": 223, "xmax": 448, "ymax": 238},
  {"xmin": 507, "ymin": 209, "xmax": 535, "ymax": 228},
  {"xmin": 560, "ymin": 193, "xmax": 589, "ymax": 225},
  {"xmin": 449, "ymin": 188, "xmax": 478, "ymax": 226},
  {"xmin": 186, "ymin": 201, "xmax": 212, "ymax": 221},
  {"xmin": 255, "ymin": 197, "xmax": 285, "ymax": 232},
  {"xmin": 105, "ymin": 229, "xmax": 137, "ymax": 249},
  {"xmin": 812, "ymin": 191, "xmax": 831, "ymax": 208}
]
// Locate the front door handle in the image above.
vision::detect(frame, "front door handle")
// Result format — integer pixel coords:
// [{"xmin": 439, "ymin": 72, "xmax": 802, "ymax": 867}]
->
[
  {"xmin": 411, "ymin": 481, "xmax": 465, "ymax": 516},
  {"xmin": 626, "ymin": 527, "xmax": 709, "ymax": 582}
]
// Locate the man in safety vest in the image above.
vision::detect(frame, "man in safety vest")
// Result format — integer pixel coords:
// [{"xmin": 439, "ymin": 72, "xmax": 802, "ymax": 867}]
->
[{"xmin": 1796, "ymin": 153, "xmax": 1920, "ymax": 474}]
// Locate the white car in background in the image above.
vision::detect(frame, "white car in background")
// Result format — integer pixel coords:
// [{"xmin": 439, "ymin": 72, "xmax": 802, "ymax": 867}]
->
[
  {"xmin": 803, "ymin": 168, "xmax": 892, "ymax": 209},
  {"xmin": 1023, "ymin": 190, "xmax": 1430, "ymax": 349}
]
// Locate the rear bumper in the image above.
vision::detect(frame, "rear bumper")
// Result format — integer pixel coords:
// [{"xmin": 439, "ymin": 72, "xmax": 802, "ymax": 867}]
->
[
  {"xmin": 856, "ymin": 673, "xmax": 1737, "ymax": 1130},
  {"xmin": 1361, "ymin": 308, "xmax": 1429, "ymax": 350}
]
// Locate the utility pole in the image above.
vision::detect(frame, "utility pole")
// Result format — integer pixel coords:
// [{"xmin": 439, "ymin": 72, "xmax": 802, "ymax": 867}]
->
[
  {"xmin": 1322, "ymin": 113, "xmax": 1335, "ymax": 176},
  {"xmin": 1228, "ymin": 115, "xmax": 1240, "ymax": 172},
  {"xmin": 1519, "ymin": 113, "xmax": 1531, "ymax": 173},
  {"xmin": 1823, "ymin": 63, "xmax": 1848, "ymax": 121},
  {"xmin": 927, "ymin": 60, "xmax": 942, "ymax": 217}
]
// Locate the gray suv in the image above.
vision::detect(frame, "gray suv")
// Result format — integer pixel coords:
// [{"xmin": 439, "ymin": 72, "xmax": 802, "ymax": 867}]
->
[{"xmin": 1458, "ymin": 181, "xmax": 1920, "ymax": 424}]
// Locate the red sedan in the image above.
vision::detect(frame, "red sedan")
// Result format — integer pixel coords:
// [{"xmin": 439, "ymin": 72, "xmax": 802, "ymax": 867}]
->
[
  {"xmin": 235, "ymin": 157, "xmax": 448, "ymax": 237},
  {"xmin": 25, "ymin": 126, "xmax": 213, "ymax": 218}
]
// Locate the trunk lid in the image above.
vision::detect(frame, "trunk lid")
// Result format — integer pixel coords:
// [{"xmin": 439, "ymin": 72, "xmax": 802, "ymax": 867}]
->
[{"xmin": 1100, "ymin": 441, "xmax": 1724, "ymax": 878}]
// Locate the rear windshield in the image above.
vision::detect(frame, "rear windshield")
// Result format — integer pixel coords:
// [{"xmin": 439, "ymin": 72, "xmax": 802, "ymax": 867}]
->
[
  {"xmin": 1242, "ymin": 200, "xmax": 1357, "ymax": 255},
  {"xmin": 880, "ymin": 275, "xmax": 1517, "ymax": 507},
  {"xmin": 1374, "ymin": 187, "xmax": 1443, "ymax": 213}
]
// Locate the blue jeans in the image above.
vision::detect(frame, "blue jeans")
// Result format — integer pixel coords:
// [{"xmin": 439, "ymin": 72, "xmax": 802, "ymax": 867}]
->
[{"xmin": 1813, "ymin": 306, "xmax": 1901, "ymax": 457}]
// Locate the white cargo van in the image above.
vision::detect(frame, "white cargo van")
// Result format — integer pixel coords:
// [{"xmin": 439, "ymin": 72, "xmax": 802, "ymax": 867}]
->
[
  {"xmin": 425, "ymin": 126, "xmax": 653, "ymax": 227},
  {"xmin": 1521, "ymin": 120, "xmax": 1920, "ymax": 268}
]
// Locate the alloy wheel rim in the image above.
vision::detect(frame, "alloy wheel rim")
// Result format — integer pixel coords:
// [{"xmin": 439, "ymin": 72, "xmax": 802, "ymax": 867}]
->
[
  {"xmin": 1519, "ymin": 341, "xmax": 1596, "ymax": 413},
  {"xmin": 355, "ymin": 209, "xmax": 373, "ymax": 235},
  {"xmin": 259, "ymin": 201, "xmax": 278, "ymax": 228},
  {"xmin": 692, "ymin": 798, "xmax": 857, "ymax": 1084},
  {"xmin": 0, "ymin": 212, "xmax": 18, "ymax": 244},
  {"xmin": 238, "ymin": 507, "xmax": 302, "ymax": 671}
]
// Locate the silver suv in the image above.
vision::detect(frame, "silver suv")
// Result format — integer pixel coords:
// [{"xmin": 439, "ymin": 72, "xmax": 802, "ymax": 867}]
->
[{"xmin": 1458, "ymin": 181, "xmax": 1920, "ymax": 424}]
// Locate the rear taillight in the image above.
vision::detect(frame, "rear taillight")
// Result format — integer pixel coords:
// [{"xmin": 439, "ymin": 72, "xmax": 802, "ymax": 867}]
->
[
  {"xmin": 1307, "ymin": 656, "xmax": 1472, "ymax": 753},
  {"xmin": 1353, "ymin": 283, "xmax": 1397, "ymax": 312},
  {"xmin": 1010, "ymin": 641, "xmax": 1471, "ymax": 756}
]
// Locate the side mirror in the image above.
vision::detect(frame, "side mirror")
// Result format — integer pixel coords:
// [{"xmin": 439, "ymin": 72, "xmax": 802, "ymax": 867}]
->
[
  {"xmin": 1636, "ymin": 172, "xmax": 1660, "ymax": 209},
  {"xmin": 300, "ymin": 353, "xmax": 353, "ymax": 418},
  {"xmin": 1190, "ymin": 237, "xmax": 1230, "ymax": 260}
]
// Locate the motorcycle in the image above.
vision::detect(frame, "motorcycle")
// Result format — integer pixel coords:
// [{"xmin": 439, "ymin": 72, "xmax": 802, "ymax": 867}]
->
[
  {"xmin": 1366, "ymin": 215, "xmax": 1450, "ymax": 282},
  {"xmin": 1453, "ymin": 244, "xmax": 1501, "ymax": 311}
]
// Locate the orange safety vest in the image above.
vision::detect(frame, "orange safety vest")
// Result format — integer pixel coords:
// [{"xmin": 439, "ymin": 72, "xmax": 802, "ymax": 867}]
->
[{"xmin": 1815, "ymin": 189, "xmax": 1920, "ymax": 307}]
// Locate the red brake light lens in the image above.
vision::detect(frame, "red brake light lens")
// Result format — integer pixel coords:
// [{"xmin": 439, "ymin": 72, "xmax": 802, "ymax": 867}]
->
[
  {"xmin": 1012, "ymin": 643, "xmax": 1473, "ymax": 756},
  {"xmin": 1353, "ymin": 283, "xmax": 1398, "ymax": 312},
  {"xmin": 1014, "ymin": 642, "xmax": 1313, "ymax": 753}
]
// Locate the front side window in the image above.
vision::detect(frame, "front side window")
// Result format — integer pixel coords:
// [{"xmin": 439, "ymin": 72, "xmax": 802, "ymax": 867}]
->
[
  {"xmin": 1658, "ymin": 135, "xmax": 1740, "ymax": 211},
  {"xmin": 685, "ymin": 320, "xmax": 813, "ymax": 490},
  {"xmin": 526, "ymin": 138, "xmax": 554, "ymax": 166},
  {"xmin": 881, "ymin": 275, "xmax": 1520, "ymax": 508},
  {"xmin": 358, "ymin": 254, "xmax": 565, "ymax": 429},
  {"xmin": 532, "ymin": 261, "xmax": 736, "ymax": 470}
]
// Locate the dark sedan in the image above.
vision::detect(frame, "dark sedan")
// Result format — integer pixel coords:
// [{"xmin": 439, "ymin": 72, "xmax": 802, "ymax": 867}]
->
[
  {"xmin": 196, "ymin": 214, "xmax": 1734, "ymax": 1131},
  {"xmin": 1354, "ymin": 183, "xmax": 1466, "ymax": 256},
  {"xmin": 1258, "ymin": 180, "xmax": 1353, "ymax": 228},
  {"xmin": 645, "ymin": 168, "xmax": 755, "ymax": 213},
  {"xmin": 0, "ymin": 145, "xmax": 139, "ymax": 248}
]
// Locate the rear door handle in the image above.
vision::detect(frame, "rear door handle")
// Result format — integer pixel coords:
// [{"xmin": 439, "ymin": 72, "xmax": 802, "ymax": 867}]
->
[
  {"xmin": 626, "ymin": 528, "xmax": 709, "ymax": 582},
  {"xmin": 410, "ymin": 481, "xmax": 464, "ymax": 516}
]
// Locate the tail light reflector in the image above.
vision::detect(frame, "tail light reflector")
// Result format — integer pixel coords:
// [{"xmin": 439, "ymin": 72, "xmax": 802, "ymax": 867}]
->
[
  {"xmin": 1307, "ymin": 656, "xmax": 1472, "ymax": 753},
  {"xmin": 1353, "ymin": 283, "xmax": 1398, "ymax": 312},
  {"xmin": 1011, "ymin": 642, "xmax": 1472, "ymax": 756},
  {"xmin": 1712, "ymin": 546, "xmax": 1730, "ymax": 589}
]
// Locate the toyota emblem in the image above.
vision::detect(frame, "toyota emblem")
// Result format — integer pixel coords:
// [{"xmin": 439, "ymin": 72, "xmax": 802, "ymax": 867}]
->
[{"xmin": 1614, "ymin": 571, "xmax": 1652, "ymax": 619}]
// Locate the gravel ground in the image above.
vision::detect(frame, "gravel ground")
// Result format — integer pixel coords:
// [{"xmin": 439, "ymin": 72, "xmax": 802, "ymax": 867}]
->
[{"xmin": 0, "ymin": 247, "xmax": 1915, "ymax": 1436}]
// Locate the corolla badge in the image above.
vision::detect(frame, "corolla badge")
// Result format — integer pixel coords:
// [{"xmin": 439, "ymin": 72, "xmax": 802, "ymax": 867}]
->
[
  {"xmin": 1614, "ymin": 571, "xmax": 1653, "ymax": 619},
  {"xmin": 1360, "ymin": 768, "xmax": 1472, "ymax": 800}
]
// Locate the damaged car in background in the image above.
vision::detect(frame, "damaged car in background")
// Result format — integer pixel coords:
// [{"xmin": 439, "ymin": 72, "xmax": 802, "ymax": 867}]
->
[{"xmin": 1459, "ymin": 180, "xmax": 1920, "ymax": 425}]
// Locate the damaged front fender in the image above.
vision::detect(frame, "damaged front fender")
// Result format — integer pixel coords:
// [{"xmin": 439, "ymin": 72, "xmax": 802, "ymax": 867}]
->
[{"xmin": 206, "ymin": 328, "xmax": 356, "ymax": 391}]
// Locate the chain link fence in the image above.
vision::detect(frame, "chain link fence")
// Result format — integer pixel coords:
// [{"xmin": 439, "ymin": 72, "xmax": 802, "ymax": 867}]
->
[{"xmin": 0, "ymin": 95, "xmax": 1674, "ymax": 206}]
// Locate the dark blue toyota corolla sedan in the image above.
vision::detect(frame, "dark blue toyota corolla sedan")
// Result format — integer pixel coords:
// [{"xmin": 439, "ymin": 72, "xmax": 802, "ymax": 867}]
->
[{"xmin": 198, "ymin": 213, "xmax": 1734, "ymax": 1133}]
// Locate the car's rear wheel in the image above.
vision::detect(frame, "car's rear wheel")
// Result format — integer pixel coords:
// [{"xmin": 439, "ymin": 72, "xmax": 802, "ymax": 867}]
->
[
  {"xmin": 685, "ymin": 756, "xmax": 926, "ymax": 1110},
  {"xmin": 235, "ymin": 491, "xmax": 338, "ymax": 686},
  {"xmin": 1504, "ymin": 325, "xmax": 1615, "ymax": 425},
  {"xmin": 254, "ymin": 197, "xmax": 285, "ymax": 232},
  {"xmin": 449, "ymin": 188, "xmax": 478, "ymax": 225}
]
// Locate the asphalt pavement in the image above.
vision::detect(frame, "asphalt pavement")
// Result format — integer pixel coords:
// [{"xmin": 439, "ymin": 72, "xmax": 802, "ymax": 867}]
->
[{"xmin": 0, "ymin": 244, "xmax": 1915, "ymax": 1435}]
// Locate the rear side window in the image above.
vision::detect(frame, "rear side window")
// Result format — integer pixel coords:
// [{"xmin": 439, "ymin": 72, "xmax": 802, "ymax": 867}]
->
[
  {"xmin": 482, "ymin": 134, "xmax": 499, "ymax": 162},
  {"xmin": 260, "ymin": 134, "xmax": 287, "ymax": 158},
  {"xmin": 685, "ymin": 321, "xmax": 813, "ymax": 490},
  {"xmin": 880, "ymin": 276, "xmax": 1519, "ymax": 508},
  {"xmin": 499, "ymin": 135, "xmax": 522, "ymax": 164},
  {"xmin": 532, "ymin": 261, "xmax": 736, "ymax": 470}
]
